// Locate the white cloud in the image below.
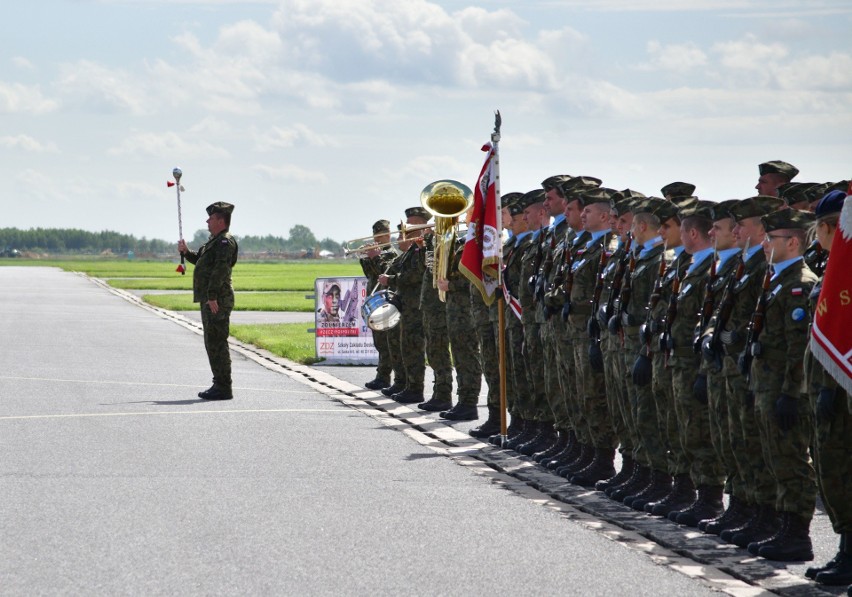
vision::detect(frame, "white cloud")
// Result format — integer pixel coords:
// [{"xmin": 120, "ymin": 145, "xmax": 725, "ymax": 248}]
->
[
  {"xmin": 0, "ymin": 82, "xmax": 58, "ymax": 114},
  {"xmin": 108, "ymin": 131, "xmax": 230, "ymax": 159},
  {"xmin": 11, "ymin": 56, "xmax": 35, "ymax": 70},
  {"xmin": 253, "ymin": 124, "xmax": 340, "ymax": 151},
  {"xmin": 712, "ymin": 35, "xmax": 788, "ymax": 71},
  {"xmin": 55, "ymin": 60, "xmax": 150, "ymax": 115},
  {"xmin": 774, "ymin": 52, "xmax": 852, "ymax": 91},
  {"xmin": 640, "ymin": 41, "xmax": 708, "ymax": 72},
  {"xmin": 0, "ymin": 134, "xmax": 58, "ymax": 153},
  {"xmin": 251, "ymin": 163, "xmax": 327, "ymax": 183}
]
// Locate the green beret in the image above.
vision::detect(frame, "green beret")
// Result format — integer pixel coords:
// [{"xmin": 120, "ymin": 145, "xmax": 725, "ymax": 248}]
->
[
  {"xmin": 372, "ymin": 219, "xmax": 391, "ymax": 234},
  {"xmin": 678, "ymin": 199, "xmax": 716, "ymax": 221},
  {"xmin": 519, "ymin": 189, "xmax": 546, "ymax": 209},
  {"xmin": 580, "ymin": 187, "xmax": 617, "ymax": 207},
  {"xmin": 710, "ymin": 199, "xmax": 740, "ymax": 221},
  {"xmin": 405, "ymin": 206, "xmax": 431, "ymax": 221},
  {"xmin": 728, "ymin": 196, "xmax": 785, "ymax": 222},
  {"xmin": 660, "ymin": 182, "xmax": 696, "ymax": 199},
  {"xmin": 777, "ymin": 182, "xmax": 817, "ymax": 206},
  {"xmin": 759, "ymin": 160, "xmax": 799, "ymax": 179},
  {"xmin": 501, "ymin": 191, "xmax": 524, "ymax": 208},
  {"xmin": 633, "ymin": 197, "xmax": 668, "ymax": 216},
  {"xmin": 206, "ymin": 201, "xmax": 234, "ymax": 216},
  {"xmin": 762, "ymin": 208, "xmax": 814, "ymax": 232},
  {"xmin": 541, "ymin": 175, "xmax": 573, "ymax": 192}
]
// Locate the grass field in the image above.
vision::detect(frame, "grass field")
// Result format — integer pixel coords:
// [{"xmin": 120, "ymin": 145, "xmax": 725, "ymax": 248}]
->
[
  {"xmin": 143, "ymin": 291, "xmax": 313, "ymax": 312},
  {"xmin": 3, "ymin": 258, "xmax": 364, "ymax": 364}
]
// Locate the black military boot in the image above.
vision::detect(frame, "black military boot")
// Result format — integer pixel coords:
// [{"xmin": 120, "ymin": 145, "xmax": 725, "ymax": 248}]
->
[
  {"xmin": 702, "ymin": 496, "xmax": 754, "ymax": 535},
  {"xmin": 756, "ymin": 513, "xmax": 814, "ymax": 562},
  {"xmin": 505, "ymin": 419, "xmax": 538, "ymax": 451},
  {"xmin": 816, "ymin": 533, "xmax": 852, "ymax": 585},
  {"xmin": 198, "ymin": 384, "xmax": 217, "ymax": 399},
  {"xmin": 470, "ymin": 407, "xmax": 501, "ymax": 439},
  {"xmin": 629, "ymin": 469, "xmax": 672, "ymax": 512},
  {"xmin": 491, "ymin": 416, "xmax": 526, "ymax": 446},
  {"xmin": 533, "ymin": 430, "xmax": 568, "ymax": 463},
  {"xmin": 518, "ymin": 423, "xmax": 556, "ymax": 456},
  {"xmin": 546, "ymin": 430, "xmax": 580, "ymax": 470},
  {"xmin": 807, "ymin": 534, "xmax": 847, "ymax": 580},
  {"xmin": 596, "ymin": 455, "xmax": 635, "ymax": 492},
  {"xmin": 392, "ymin": 389, "xmax": 425, "ymax": 404},
  {"xmin": 726, "ymin": 505, "xmax": 781, "ymax": 548},
  {"xmin": 381, "ymin": 382, "xmax": 405, "ymax": 397},
  {"xmin": 365, "ymin": 377, "xmax": 390, "ymax": 390},
  {"xmin": 418, "ymin": 396, "xmax": 453, "ymax": 412},
  {"xmin": 200, "ymin": 384, "xmax": 233, "ymax": 400},
  {"xmin": 439, "ymin": 403, "xmax": 478, "ymax": 421},
  {"xmin": 647, "ymin": 474, "xmax": 694, "ymax": 516},
  {"xmin": 571, "ymin": 448, "xmax": 616, "ymax": 487},
  {"xmin": 610, "ymin": 465, "xmax": 651, "ymax": 502},
  {"xmin": 556, "ymin": 444, "xmax": 593, "ymax": 478},
  {"xmin": 674, "ymin": 485, "xmax": 724, "ymax": 527}
]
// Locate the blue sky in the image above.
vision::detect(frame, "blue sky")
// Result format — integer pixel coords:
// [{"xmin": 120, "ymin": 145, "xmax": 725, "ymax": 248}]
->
[{"xmin": 2, "ymin": 0, "xmax": 851, "ymax": 244}]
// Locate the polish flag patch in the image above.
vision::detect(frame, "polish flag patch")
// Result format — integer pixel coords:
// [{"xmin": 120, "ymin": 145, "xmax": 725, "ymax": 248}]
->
[{"xmin": 791, "ymin": 287, "xmax": 803, "ymax": 296}]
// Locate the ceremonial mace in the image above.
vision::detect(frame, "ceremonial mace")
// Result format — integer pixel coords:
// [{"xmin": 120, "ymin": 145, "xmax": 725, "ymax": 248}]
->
[{"xmin": 171, "ymin": 167, "xmax": 186, "ymax": 274}]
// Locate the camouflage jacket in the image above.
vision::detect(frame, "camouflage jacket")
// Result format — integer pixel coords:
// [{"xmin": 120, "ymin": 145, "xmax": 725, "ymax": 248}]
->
[
  {"xmin": 668, "ymin": 250, "xmax": 712, "ymax": 368},
  {"xmin": 184, "ymin": 230, "xmax": 238, "ymax": 304}
]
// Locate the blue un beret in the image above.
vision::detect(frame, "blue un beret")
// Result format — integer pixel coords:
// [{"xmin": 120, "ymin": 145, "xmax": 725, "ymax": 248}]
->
[{"xmin": 815, "ymin": 189, "xmax": 846, "ymax": 219}]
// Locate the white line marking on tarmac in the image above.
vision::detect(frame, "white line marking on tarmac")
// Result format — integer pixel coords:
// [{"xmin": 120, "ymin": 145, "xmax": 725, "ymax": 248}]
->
[
  {"xmin": 0, "ymin": 375, "xmax": 314, "ymax": 394},
  {"xmin": 0, "ymin": 409, "xmax": 348, "ymax": 422}
]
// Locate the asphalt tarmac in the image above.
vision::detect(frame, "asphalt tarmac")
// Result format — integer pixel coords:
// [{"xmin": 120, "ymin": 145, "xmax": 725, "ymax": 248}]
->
[{"xmin": 0, "ymin": 266, "xmax": 843, "ymax": 596}]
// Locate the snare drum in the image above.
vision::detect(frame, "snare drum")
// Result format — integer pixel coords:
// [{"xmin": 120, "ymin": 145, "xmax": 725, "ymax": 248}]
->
[{"xmin": 361, "ymin": 290, "xmax": 401, "ymax": 331}]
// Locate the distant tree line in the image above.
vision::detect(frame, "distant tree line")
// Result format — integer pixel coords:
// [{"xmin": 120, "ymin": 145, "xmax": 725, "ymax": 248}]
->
[{"xmin": 1, "ymin": 225, "xmax": 342, "ymax": 256}]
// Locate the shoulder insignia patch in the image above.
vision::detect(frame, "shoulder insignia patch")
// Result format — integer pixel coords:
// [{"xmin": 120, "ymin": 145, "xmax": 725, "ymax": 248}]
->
[
  {"xmin": 791, "ymin": 307, "xmax": 807, "ymax": 322},
  {"xmin": 791, "ymin": 287, "xmax": 803, "ymax": 296}
]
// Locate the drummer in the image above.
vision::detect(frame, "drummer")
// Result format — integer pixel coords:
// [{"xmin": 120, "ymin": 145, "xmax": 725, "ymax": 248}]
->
[{"xmin": 361, "ymin": 219, "xmax": 400, "ymax": 391}]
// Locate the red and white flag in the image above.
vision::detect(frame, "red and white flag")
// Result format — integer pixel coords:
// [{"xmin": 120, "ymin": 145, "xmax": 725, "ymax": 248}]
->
[
  {"xmin": 459, "ymin": 142, "xmax": 500, "ymax": 304},
  {"xmin": 810, "ymin": 182, "xmax": 852, "ymax": 396}
]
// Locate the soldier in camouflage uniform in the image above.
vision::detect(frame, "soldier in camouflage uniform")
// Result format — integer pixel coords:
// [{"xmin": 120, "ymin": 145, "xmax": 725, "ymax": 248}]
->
[
  {"xmin": 417, "ymin": 230, "xmax": 454, "ymax": 411},
  {"xmin": 615, "ymin": 197, "xmax": 672, "ymax": 510},
  {"xmin": 360, "ymin": 219, "xmax": 396, "ymax": 391},
  {"xmin": 379, "ymin": 207, "xmax": 430, "ymax": 404},
  {"xmin": 755, "ymin": 160, "xmax": 799, "ymax": 197},
  {"xmin": 564, "ymin": 187, "xmax": 619, "ymax": 486},
  {"xmin": 742, "ymin": 208, "xmax": 818, "ymax": 562},
  {"xmin": 708, "ymin": 196, "xmax": 787, "ymax": 547},
  {"xmin": 178, "ymin": 201, "xmax": 239, "ymax": 401},
  {"xmin": 803, "ymin": 190, "xmax": 852, "ymax": 585}
]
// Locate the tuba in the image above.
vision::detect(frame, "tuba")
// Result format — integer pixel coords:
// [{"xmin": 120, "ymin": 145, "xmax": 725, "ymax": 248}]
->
[{"xmin": 420, "ymin": 180, "xmax": 474, "ymax": 302}]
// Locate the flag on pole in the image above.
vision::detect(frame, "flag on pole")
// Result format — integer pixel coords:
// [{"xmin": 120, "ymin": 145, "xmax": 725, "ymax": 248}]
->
[
  {"xmin": 167, "ymin": 181, "xmax": 176, "ymax": 187},
  {"xmin": 459, "ymin": 142, "xmax": 500, "ymax": 304},
  {"xmin": 810, "ymin": 182, "xmax": 852, "ymax": 396}
]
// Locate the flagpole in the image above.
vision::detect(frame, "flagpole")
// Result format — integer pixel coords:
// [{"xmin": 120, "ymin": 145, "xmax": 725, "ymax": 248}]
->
[{"xmin": 491, "ymin": 111, "xmax": 508, "ymax": 440}]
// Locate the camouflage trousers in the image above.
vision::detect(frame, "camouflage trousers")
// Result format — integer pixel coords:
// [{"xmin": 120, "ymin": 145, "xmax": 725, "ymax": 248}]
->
[
  {"xmin": 707, "ymin": 369, "xmax": 742, "ymax": 498},
  {"xmin": 470, "ymin": 287, "xmax": 500, "ymax": 409},
  {"xmin": 371, "ymin": 328, "xmax": 393, "ymax": 383},
  {"xmin": 603, "ymin": 330, "xmax": 634, "ymax": 455},
  {"xmin": 386, "ymin": 312, "xmax": 407, "ymax": 388},
  {"xmin": 446, "ymin": 284, "xmax": 481, "ymax": 405},
  {"xmin": 754, "ymin": 389, "xmax": 816, "ymax": 519},
  {"xmin": 810, "ymin": 388, "xmax": 852, "ymax": 533},
  {"xmin": 724, "ymin": 365, "xmax": 775, "ymax": 507},
  {"xmin": 624, "ymin": 334, "xmax": 666, "ymax": 472},
  {"xmin": 423, "ymin": 302, "xmax": 453, "ymax": 400},
  {"xmin": 653, "ymin": 353, "xmax": 689, "ymax": 476},
  {"xmin": 506, "ymin": 309, "xmax": 529, "ymax": 414},
  {"xmin": 201, "ymin": 302, "xmax": 232, "ymax": 388},
  {"xmin": 543, "ymin": 318, "xmax": 575, "ymax": 434},
  {"xmin": 671, "ymin": 365, "xmax": 725, "ymax": 487},
  {"xmin": 522, "ymin": 320, "xmax": 549, "ymax": 422},
  {"xmin": 571, "ymin": 323, "xmax": 616, "ymax": 449},
  {"xmin": 398, "ymin": 298, "xmax": 425, "ymax": 392}
]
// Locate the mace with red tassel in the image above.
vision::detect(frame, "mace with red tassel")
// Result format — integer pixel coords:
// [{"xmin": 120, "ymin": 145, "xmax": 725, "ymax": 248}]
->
[{"xmin": 168, "ymin": 167, "xmax": 186, "ymax": 275}]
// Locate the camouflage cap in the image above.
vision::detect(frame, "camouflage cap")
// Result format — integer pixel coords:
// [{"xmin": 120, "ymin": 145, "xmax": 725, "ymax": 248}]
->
[
  {"xmin": 561, "ymin": 176, "xmax": 603, "ymax": 202},
  {"xmin": 404, "ymin": 206, "xmax": 431, "ymax": 221},
  {"xmin": 777, "ymin": 182, "xmax": 817, "ymax": 206},
  {"xmin": 710, "ymin": 199, "xmax": 740, "ymax": 221},
  {"xmin": 206, "ymin": 201, "xmax": 235, "ymax": 216},
  {"xmin": 519, "ymin": 189, "xmax": 546, "ymax": 209},
  {"xmin": 671, "ymin": 195, "xmax": 700, "ymax": 210},
  {"xmin": 611, "ymin": 197, "xmax": 637, "ymax": 217},
  {"xmin": 653, "ymin": 202, "xmax": 679, "ymax": 223},
  {"xmin": 660, "ymin": 182, "xmax": 696, "ymax": 199},
  {"xmin": 579, "ymin": 187, "xmax": 617, "ymax": 207},
  {"xmin": 372, "ymin": 219, "xmax": 391, "ymax": 234},
  {"xmin": 501, "ymin": 191, "xmax": 525, "ymax": 208},
  {"xmin": 728, "ymin": 195, "xmax": 786, "ymax": 222},
  {"xmin": 633, "ymin": 197, "xmax": 668, "ymax": 216},
  {"xmin": 758, "ymin": 160, "xmax": 799, "ymax": 179},
  {"xmin": 815, "ymin": 190, "xmax": 846, "ymax": 219},
  {"xmin": 677, "ymin": 199, "xmax": 716, "ymax": 221},
  {"xmin": 617, "ymin": 188, "xmax": 647, "ymax": 200},
  {"xmin": 541, "ymin": 175, "xmax": 573, "ymax": 192},
  {"xmin": 762, "ymin": 208, "xmax": 814, "ymax": 232},
  {"xmin": 508, "ymin": 202, "xmax": 525, "ymax": 216}
]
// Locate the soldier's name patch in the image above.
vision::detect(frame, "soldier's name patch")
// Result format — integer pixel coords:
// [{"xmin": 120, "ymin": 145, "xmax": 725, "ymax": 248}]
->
[{"xmin": 791, "ymin": 307, "xmax": 807, "ymax": 321}]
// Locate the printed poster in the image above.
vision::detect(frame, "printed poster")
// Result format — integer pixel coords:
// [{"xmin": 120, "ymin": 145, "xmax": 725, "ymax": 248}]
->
[{"xmin": 314, "ymin": 276, "xmax": 379, "ymax": 365}]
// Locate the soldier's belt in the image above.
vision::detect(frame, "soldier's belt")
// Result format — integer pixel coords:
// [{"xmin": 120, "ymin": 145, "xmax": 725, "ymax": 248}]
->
[{"xmin": 753, "ymin": 347, "xmax": 787, "ymax": 361}]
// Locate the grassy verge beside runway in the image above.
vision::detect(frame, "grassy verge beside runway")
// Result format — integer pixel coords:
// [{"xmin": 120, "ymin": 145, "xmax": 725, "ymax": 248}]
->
[
  {"xmin": 230, "ymin": 322, "xmax": 319, "ymax": 364},
  {"xmin": 143, "ymin": 291, "xmax": 314, "ymax": 312}
]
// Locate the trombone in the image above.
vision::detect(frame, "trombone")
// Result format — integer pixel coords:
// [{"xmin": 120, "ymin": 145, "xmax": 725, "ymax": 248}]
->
[{"xmin": 343, "ymin": 221, "xmax": 467, "ymax": 257}]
